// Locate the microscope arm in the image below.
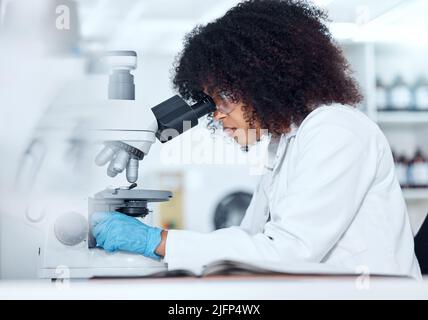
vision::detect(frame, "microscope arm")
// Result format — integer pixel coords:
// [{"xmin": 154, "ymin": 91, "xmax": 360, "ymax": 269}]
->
[{"xmin": 94, "ymin": 95, "xmax": 216, "ymax": 183}]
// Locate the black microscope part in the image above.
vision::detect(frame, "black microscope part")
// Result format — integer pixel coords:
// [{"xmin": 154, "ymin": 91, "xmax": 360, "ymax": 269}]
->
[
  {"xmin": 128, "ymin": 183, "xmax": 137, "ymax": 190},
  {"xmin": 116, "ymin": 201, "xmax": 149, "ymax": 217},
  {"xmin": 152, "ymin": 94, "xmax": 216, "ymax": 143}
]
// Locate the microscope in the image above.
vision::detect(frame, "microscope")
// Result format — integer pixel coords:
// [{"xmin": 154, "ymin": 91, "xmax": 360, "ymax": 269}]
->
[
  {"xmin": 92, "ymin": 51, "xmax": 215, "ymax": 184},
  {"xmin": 38, "ymin": 51, "xmax": 216, "ymax": 279}
]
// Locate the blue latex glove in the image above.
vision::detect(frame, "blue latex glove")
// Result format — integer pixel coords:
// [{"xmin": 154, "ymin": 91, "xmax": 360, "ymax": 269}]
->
[{"xmin": 91, "ymin": 212, "xmax": 163, "ymax": 261}]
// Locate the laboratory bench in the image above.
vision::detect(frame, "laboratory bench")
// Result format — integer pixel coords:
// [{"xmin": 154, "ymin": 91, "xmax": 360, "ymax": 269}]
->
[{"xmin": 0, "ymin": 275, "xmax": 428, "ymax": 300}]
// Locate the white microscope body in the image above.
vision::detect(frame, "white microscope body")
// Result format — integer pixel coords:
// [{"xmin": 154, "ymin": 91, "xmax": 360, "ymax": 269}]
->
[{"xmin": 37, "ymin": 51, "xmax": 215, "ymax": 279}]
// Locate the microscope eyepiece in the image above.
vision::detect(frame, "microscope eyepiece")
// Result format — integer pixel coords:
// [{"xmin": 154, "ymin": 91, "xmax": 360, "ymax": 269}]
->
[
  {"xmin": 191, "ymin": 95, "xmax": 216, "ymax": 118},
  {"xmin": 151, "ymin": 95, "xmax": 216, "ymax": 143}
]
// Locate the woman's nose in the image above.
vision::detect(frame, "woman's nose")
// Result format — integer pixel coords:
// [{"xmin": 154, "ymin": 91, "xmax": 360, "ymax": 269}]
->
[{"xmin": 213, "ymin": 110, "xmax": 227, "ymax": 121}]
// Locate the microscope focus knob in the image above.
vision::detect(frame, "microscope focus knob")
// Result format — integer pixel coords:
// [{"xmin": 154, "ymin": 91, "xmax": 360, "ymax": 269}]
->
[{"xmin": 54, "ymin": 212, "xmax": 88, "ymax": 246}]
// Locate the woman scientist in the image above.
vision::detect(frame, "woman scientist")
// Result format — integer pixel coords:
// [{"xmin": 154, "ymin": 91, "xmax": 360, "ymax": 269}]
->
[{"xmin": 92, "ymin": 0, "xmax": 421, "ymax": 278}]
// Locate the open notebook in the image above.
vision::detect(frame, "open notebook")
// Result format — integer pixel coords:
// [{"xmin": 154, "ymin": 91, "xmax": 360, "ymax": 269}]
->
[{"xmin": 144, "ymin": 259, "xmax": 409, "ymax": 278}]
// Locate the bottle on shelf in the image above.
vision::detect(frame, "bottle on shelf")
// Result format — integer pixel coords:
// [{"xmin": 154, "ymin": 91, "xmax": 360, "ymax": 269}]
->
[
  {"xmin": 414, "ymin": 76, "xmax": 428, "ymax": 111},
  {"xmin": 389, "ymin": 76, "xmax": 413, "ymax": 111},
  {"xmin": 376, "ymin": 78, "xmax": 389, "ymax": 111},
  {"xmin": 394, "ymin": 153, "xmax": 410, "ymax": 188},
  {"xmin": 408, "ymin": 149, "xmax": 428, "ymax": 188}
]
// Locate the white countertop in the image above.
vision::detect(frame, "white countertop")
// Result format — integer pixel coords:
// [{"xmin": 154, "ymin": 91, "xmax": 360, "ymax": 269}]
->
[{"xmin": 1, "ymin": 276, "xmax": 428, "ymax": 300}]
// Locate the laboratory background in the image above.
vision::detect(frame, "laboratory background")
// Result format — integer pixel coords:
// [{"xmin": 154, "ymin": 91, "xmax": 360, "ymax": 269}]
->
[{"xmin": 0, "ymin": 0, "xmax": 428, "ymax": 283}]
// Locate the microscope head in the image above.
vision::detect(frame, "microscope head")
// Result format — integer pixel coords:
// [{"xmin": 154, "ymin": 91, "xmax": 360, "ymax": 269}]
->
[{"xmin": 92, "ymin": 51, "xmax": 216, "ymax": 184}]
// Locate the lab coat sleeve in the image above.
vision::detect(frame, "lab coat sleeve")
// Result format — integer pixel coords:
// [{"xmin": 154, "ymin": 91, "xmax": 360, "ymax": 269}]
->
[{"xmin": 165, "ymin": 121, "xmax": 375, "ymax": 271}]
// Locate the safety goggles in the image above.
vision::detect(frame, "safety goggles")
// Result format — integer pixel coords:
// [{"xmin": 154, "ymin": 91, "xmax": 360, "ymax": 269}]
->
[{"xmin": 214, "ymin": 92, "xmax": 238, "ymax": 115}]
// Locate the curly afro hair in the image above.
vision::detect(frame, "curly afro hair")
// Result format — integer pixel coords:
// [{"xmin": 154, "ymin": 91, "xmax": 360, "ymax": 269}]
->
[{"xmin": 172, "ymin": 0, "xmax": 363, "ymax": 136}]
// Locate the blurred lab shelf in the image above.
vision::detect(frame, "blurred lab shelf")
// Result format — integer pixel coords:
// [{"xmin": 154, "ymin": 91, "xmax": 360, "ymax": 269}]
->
[
  {"xmin": 377, "ymin": 111, "xmax": 428, "ymax": 125},
  {"xmin": 402, "ymin": 188, "xmax": 428, "ymax": 201}
]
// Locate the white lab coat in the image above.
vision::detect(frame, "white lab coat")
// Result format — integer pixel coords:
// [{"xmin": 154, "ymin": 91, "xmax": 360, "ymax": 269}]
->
[{"xmin": 165, "ymin": 105, "xmax": 422, "ymax": 279}]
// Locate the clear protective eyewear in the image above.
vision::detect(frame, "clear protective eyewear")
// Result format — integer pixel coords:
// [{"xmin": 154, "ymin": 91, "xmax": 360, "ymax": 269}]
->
[{"xmin": 215, "ymin": 92, "xmax": 238, "ymax": 115}]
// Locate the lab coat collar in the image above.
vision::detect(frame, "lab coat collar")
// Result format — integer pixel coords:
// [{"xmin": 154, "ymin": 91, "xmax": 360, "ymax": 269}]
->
[{"xmin": 265, "ymin": 125, "xmax": 298, "ymax": 171}]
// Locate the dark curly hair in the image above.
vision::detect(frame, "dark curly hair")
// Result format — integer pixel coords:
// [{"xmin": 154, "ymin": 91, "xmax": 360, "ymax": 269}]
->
[{"xmin": 172, "ymin": 0, "xmax": 362, "ymax": 136}]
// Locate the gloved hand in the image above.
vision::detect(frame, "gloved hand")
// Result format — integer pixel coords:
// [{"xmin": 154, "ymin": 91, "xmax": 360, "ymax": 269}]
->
[{"xmin": 91, "ymin": 212, "xmax": 163, "ymax": 261}]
